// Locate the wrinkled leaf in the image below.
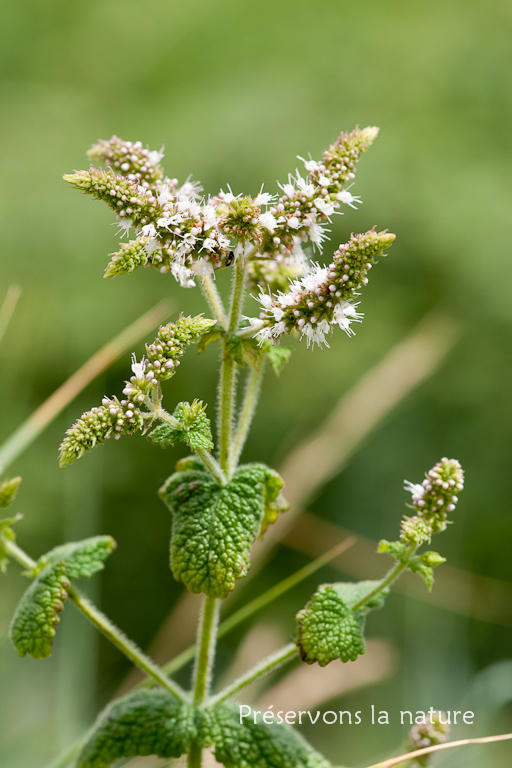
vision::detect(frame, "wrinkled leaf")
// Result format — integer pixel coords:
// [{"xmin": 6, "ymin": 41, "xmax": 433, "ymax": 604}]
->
[
  {"xmin": 40, "ymin": 535, "xmax": 116, "ymax": 579},
  {"xmin": 10, "ymin": 561, "xmax": 70, "ymax": 658},
  {"xmin": 74, "ymin": 693, "xmax": 331, "ymax": 768},
  {"xmin": 149, "ymin": 401, "xmax": 213, "ymax": 452},
  {"xmin": 75, "ymin": 691, "xmax": 197, "ymax": 768},
  {"xmin": 211, "ymin": 704, "xmax": 331, "ymax": 768},
  {"xmin": 160, "ymin": 463, "xmax": 285, "ymax": 598},
  {"xmin": 296, "ymin": 580, "xmax": 388, "ymax": 666}
]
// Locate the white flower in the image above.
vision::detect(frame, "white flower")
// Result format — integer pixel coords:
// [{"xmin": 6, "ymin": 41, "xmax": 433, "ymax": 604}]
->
[
  {"xmin": 308, "ymin": 221, "xmax": 328, "ymax": 247},
  {"xmin": 201, "ymin": 237, "xmax": 217, "ymax": 252},
  {"xmin": 256, "ymin": 326, "xmax": 274, "ymax": 345},
  {"xmin": 404, "ymin": 480, "xmax": 426, "ymax": 502},
  {"xmin": 116, "ymin": 218, "xmax": 133, "ymax": 238},
  {"xmin": 243, "ymin": 316, "xmax": 264, "ymax": 330},
  {"xmin": 296, "ymin": 175, "xmax": 315, "ymax": 197},
  {"xmin": 191, "ymin": 257, "xmax": 214, "ymax": 276},
  {"xmin": 287, "ymin": 215, "xmax": 300, "ymax": 229},
  {"xmin": 255, "ymin": 192, "xmax": 275, "ymax": 206},
  {"xmin": 314, "ymin": 197, "xmax": 335, "ymax": 217},
  {"xmin": 317, "ymin": 174, "xmax": 331, "ymax": 187},
  {"xmin": 144, "ymin": 238, "xmax": 160, "ymax": 255},
  {"xmin": 259, "ymin": 212, "xmax": 278, "ymax": 232},
  {"xmin": 301, "ymin": 264, "xmax": 329, "ymax": 292},
  {"xmin": 131, "ymin": 354, "xmax": 146, "ymax": 378},
  {"xmin": 337, "ymin": 187, "xmax": 362, "ymax": 209},
  {"xmin": 301, "ymin": 319, "xmax": 331, "ymax": 348},
  {"xmin": 333, "ymin": 301, "xmax": 363, "ymax": 337},
  {"xmin": 148, "ymin": 145, "xmax": 164, "ymax": 165},
  {"xmin": 298, "ymin": 156, "xmax": 319, "ymax": 173},
  {"xmin": 281, "ymin": 182, "xmax": 296, "ymax": 198},
  {"xmin": 203, "ymin": 205, "xmax": 219, "ymax": 230},
  {"xmin": 171, "ymin": 263, "xmax": 196, "ymax": 288},
  {"xmin": 141, "ymin": 223, "xmax": 157, "ymax": 239},
  {"xmin": 257, "ymin": 293, "xmax": 274, "ymax": 310}
]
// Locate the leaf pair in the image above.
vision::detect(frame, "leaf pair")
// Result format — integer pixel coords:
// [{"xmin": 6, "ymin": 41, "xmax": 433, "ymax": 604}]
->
[
  {"xmin": 75, "ymin": 690, "xmax": 330, "ymax": 768},
  {"xmin": 160, "ymin": 462, "xmax": 286, "ymax": 598},
  {"xmin": 148, "ymin": 400, "xmax": 214, "ymax": 452},
  {"xmin": 296, "ymin": 580, "xmax": 388, "ymax": 666},
  {"xmin": 9, "ymin": 536, "xmax": 116, "ymax": 659}
]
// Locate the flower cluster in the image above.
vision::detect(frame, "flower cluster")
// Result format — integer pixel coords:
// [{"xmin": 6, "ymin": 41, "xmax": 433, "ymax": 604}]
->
[
  {"xmin": 251, "ymin": 229, "xmax": 395, "ymax": 348},
  {"xmin": 64, "ymin": 166, "xmax": 231, "ymax": 286},
  {"xmin": 87, "ymin": 136, "xmax": 165, "ymax": 189},
  {"xmin": 143, "ymin": 315, "xmax": 215, "ymax": 381},
  {"xmin": 58, "ymin": 393, "xmax": 145, "ymax": 468},
  {"xmin": 247, "ymin": 254, "xmax": 305, "ymax": 295},
  {"xmin": 59, "ymin": 315, "xmax": 213, "ymax": 466},
  {"xmin": 403, "ymin": 458, "xmax": 465, "ymax": 534},
  {"xmin": 405, "ymin": 711, "xmax": 450, "ymax": 766},
  {"xmin": 257, "ymin": 126, "xmax": 378, "ymax": 259}
]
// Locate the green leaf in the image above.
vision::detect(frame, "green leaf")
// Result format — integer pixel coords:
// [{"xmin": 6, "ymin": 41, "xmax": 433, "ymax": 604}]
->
[
  {"xmin": 195, "ymin": 325, "xmax": 224, "ymax": 353},
  {"xmin": 260, "ymin": 466, "xmax": 289, "ymax": 535},
  {"xmin": 148, "ymin": 421, "xmax": 182, "ymax": 447},
  {"xmin": 9, "ymin": 561, "xmax": 70, "ymax": 658},
  {"xmin": 0, "ymin": 476, "xmax": 21, "ymax": 508},
  {"xmin": 159, "ymin": 463, "xmax": 285, "ymax": 598},
  {"xmin": 265, "ymin": 345, "xmax": 292, "ymax": 376},
  {"xmin": 75, "ymin": 691, "xmax": 197, "ymax": 768},
  {"xmin": 40, "ymin": 535, "xmax": 116, "ymax": 579},
  {"xmin": 408, "ymin": 551, "xmax": 446, "ymax": 591},
  {"xmin": 378, "ymin": 539, "xmax": 408, "ymax": 561},
  {"xmin": 148, "ymin": 401, "xmax": 214, "ymax": 452},
  {"xmin": 211, "ymin": 704, "xmax": 331, "ymax": 768},
  {"xmin": 228, "ymin": 334, "xmax": 264, "ymax": 368},
  {"xmin": 0, "ymin": 513, "xmax": 22, "ymax": 574},
  {"xmin": 296, "ymin": 580, "xmax": 388, "ymax": 666},
  {"xmin": 74, "ymin": 695, "xmax": 331, "ymax": 768}
]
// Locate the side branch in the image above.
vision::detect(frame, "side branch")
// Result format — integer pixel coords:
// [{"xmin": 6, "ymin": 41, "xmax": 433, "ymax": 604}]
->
[{"xmin": 2, "ymin": 538, "xmax": 188, "ymax": 703}]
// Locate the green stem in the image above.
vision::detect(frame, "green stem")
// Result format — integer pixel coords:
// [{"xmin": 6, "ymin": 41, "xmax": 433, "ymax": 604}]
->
[
  {"xmin": 218, "ymin": 251, "xmax": 247, "ymax": 475},
  {"xmin": 209, "ymin": 642, "xmax": 298, "ymax": 705},
  {"xmin": 2, "ymin": 538, "xmax": 188, "ymax": 703},
  {"xmin": 352, "ymin": 545, "xmax": 416, "ymax": 611},
  {"xmin": 189, "ymin": 595, "xmax": 220, "ymax": 768},
  {"xmin": 192, "ymin": 595, "xmax": 220, "ymax": 704},
  {"xmin": 137, "ymin": 537, "xmax": 356, "ymax": 686},
  {"xmin": 230, "ymin": 361, "xmax": 266, "ymax": 475},
  {"xmin": 200, "ymin": 275, "xmax": 228, "ymax": 330}
]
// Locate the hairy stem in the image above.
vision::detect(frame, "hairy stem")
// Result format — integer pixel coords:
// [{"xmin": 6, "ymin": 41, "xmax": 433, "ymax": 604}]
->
[
  {"xmin": 189, "ymin": 595, "xmax": 220, "ymax": 768},
  {"xmin": 218, "ymin": 251, "xmax": 247, "ymax": 476},
  {"xmin": 230, "ymin": 361, "xmax": 266, "ymax": 474},
  {"xmin": 137, "ymin": 537, "xmax": 356, "ymax": 685},
  {"xmin": 2, "ymin": 538, "xmax": 188, "ymax": 703},
  {"xmin": 352, "ymin": 544, "xmax": 416, "ymax": 611},
  {"xmin": 209, "ymin": 642, "xmax": 298, "ymax": 705},
  {"xmin": 192, "ymin": 595, "xmax": 220, "ymax": 704},
  {"xmin": 200, "ymin": 275, "xmax": 228, "ymax": 330}
]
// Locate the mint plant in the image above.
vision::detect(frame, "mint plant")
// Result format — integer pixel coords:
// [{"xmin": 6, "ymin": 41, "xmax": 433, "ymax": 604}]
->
[{"xmin": 0, "ymin": 127, "xmax": 468, "ymax": 768}]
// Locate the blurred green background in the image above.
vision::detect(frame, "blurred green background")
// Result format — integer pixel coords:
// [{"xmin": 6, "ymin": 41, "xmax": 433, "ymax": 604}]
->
[{"xmin": 1, "ymin": 0, "xmax": 512, "ymax": 766}]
